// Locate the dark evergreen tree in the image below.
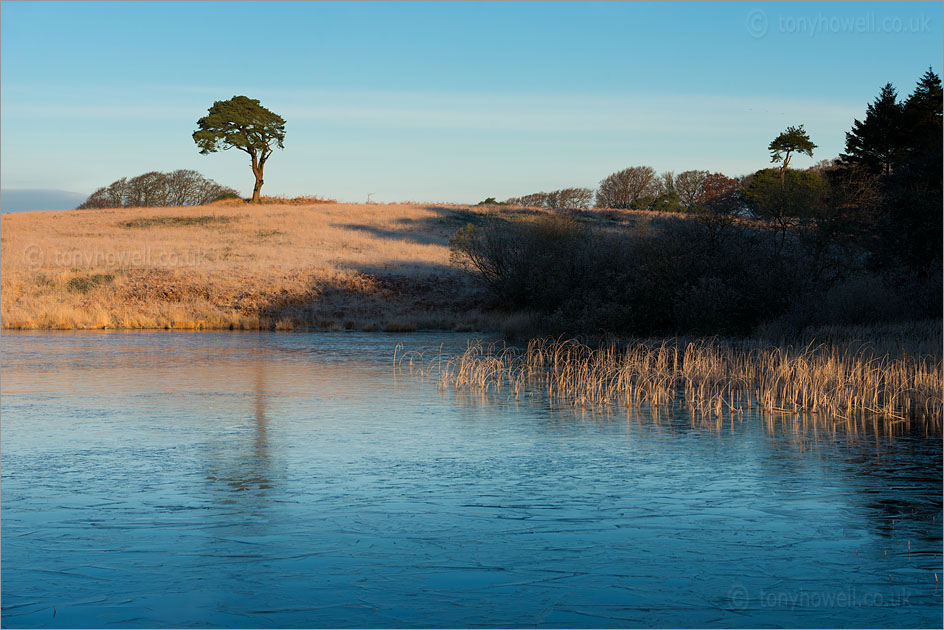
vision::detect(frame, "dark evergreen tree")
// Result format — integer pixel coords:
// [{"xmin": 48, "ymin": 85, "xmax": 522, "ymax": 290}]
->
[
  {"xmin": 900, "ymin": 68, "xmax": 942, "ymax": 177},
  {"xmin": 832, "ymin": 71, "xmax": 942, "ymax": 271},
  {"xmin": 881, "ymin": 69, "xmax": 943, "ymax": 270},
  {"xmin": 830, "ymin": 70, "xmax": 944, "ymax": 274},
  {"xmin": 840, "ymin": 83, "xmax": 903, "ymax": 177}
]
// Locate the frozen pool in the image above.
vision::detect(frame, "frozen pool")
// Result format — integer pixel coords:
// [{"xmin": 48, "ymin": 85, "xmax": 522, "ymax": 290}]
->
[{"xmin": 1, "ymin": 331, "xmax": 941, "ymax": 628}]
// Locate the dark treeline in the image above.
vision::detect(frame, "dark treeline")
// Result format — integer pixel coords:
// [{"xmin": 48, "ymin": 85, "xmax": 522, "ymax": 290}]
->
[
  {"xmin": 457, "ymin": 69, "xmax": 942, "ymax": 337},
  {"xmin": 78, "ymin": 170, "xmax": 237, "ymax": 209}
]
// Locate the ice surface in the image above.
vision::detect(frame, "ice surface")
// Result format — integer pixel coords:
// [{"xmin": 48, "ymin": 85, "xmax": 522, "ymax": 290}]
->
[{"xmin": 2, "ymin": 331, "xmax": 941, "ymax": 628}]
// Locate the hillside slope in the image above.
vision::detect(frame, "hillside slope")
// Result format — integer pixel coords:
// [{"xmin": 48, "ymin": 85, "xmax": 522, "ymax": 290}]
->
[{"xmin": 1, "ymin": 201, "xmax": 497, "ymax": 330}]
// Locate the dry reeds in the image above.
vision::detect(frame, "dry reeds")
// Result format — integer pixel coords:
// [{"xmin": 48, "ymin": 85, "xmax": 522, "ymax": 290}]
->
[{"xmin": 397, "ymin": 324, "xmax": 942, "ymax": 432}]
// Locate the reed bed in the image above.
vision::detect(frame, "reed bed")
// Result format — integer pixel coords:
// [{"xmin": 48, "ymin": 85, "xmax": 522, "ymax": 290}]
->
[{"xmin": 396, "ymin": 327, "xmax": 942, "ymax": 433}]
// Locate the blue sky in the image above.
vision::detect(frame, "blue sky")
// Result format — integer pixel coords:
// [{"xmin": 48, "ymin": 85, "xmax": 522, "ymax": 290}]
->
[{"xmin": 1, "ymin": 1, "xmax": 940, "ymax": 206}]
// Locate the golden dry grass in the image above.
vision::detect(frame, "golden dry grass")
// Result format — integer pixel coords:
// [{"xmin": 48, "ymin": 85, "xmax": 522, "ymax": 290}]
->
[
  {"xmin": 0, "ymin": 201, "xmax": 508, "ymax": 331},
  {"xmin": 398, "ymin": 322, "xmax": 943, "ymax": 432},
  {"xmin": 1, "ymin": 200, "xmax": 671, "ymax": 331}
]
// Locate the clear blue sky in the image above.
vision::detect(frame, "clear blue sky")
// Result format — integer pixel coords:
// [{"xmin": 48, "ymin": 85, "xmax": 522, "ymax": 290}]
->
[{"xmin": 1, "ymin": 1, "xmax": 940, "ymax": 205}]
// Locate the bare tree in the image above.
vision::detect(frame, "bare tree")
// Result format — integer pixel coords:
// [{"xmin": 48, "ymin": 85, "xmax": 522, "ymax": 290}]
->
[
  {"xmin": 78, "ymin": 187, "xmax": 115, "ymax": 210},
  {"xmin": 807, "ymin": 158, "xmax": 838, "ymax": 176},
  {"xmin": 505, "ymin": 188, "xmax": 594, "ymax": 211},
  {"xmin": 504, "ymin": 192, "xmax": 551, "ymax": 208},
  {"xmin": 549, "ymin": 187, "xmax": 594, "ymax": 210},
  {"xmin": 674, "ymin": 170, "xmax": 709, "ymax": 210},
  {"xmin": 595, "ymin": 166, "xmax": 659, "ymax": 209},
  {"xmin": 190, "ymin": 176, "xmax": 234, "ymax": 205},
  {"xmin": 104, "ymin": 178, "xmax": 128, "ymax": 207},
  {"xmin": 658, "ymin": 171, "xmax": 675, "ymax": 196},
  {"xmin": 124, "ymin": 171, "xmax": 168, "ymax": 208},
  {"xmin": 166, "ymin": 169, "xmax": 200, "ymax": 206},
  {"xmin": 78, "ymin": 178, "xmax": 128, "ymax": 209}
]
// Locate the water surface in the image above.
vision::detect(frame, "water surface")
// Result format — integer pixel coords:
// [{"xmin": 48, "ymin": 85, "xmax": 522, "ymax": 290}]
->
[{"xmin": 2, "ymin": 331, "xmax": 941, "ymax": 628}]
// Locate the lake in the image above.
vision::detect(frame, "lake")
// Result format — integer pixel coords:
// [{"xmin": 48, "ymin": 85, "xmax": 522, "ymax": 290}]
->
[{"xmin": 1, "ymin": 331, "xmax": 941, "ymax": 628}]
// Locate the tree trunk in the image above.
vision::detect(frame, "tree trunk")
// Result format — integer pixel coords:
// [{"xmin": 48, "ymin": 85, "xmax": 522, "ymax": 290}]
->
[
  {"xmin": 252, "ymin": 169, "xmax": 264, "ymax": 203},
  {"xmin": 250, "ymin": 151, "xmax": 264, "ymax": 204}
]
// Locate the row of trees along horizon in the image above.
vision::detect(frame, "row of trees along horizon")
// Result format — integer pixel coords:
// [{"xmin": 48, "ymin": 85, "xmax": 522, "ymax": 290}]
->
[{"xmin": 450, "ymin": 69, "xmax": 941, "ymax": 336}]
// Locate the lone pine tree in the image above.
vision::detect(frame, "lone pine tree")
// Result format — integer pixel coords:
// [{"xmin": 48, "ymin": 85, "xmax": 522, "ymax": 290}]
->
[{"xmin": 193, "ymin": 96, "xmax": 286, "ymax": 203}]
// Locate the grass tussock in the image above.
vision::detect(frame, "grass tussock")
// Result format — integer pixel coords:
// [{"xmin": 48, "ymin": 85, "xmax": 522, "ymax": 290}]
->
[
  {"xmin": 397, "ymin": 322, "xmax": 942, "ymax": 431},
  {"xmin": 66, "ymin": 273, "xmax": 114, "ymax": 293},
  {"xmin": 119, "ymin": 215, "xmax": 237, "ymax": 229}
]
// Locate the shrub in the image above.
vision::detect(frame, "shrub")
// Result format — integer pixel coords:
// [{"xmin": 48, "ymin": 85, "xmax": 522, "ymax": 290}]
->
[
  {"xmin": 595, "ymin": 166, "xmax": 660, "ymax": 209},
  {"xmin": 744, "ymin": 168, "xmax": 828, "ymax": 220},
  {"xmin": 213, "ymin": 191, "xmax": 242, "ymax": 202},
  {"xmin": 651, "ymin": 191, "xmax": 685, "ymax": 213},
  {"xmin": 450, "ymin": 214, "xmax": 593, "ymax": 310},
  {"xmin": 450, "ymin": 211, "xmax": 869, "ymax": 336},
  {"xmin": 66, "ymin": 273, "xmax": 114, "ymax": 293}
]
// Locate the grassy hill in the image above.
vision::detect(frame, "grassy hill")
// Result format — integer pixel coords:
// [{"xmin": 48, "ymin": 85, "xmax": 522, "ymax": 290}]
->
[{"xmin": 1, "ymin": 200, "xmax": 509, "ymax": 331}]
